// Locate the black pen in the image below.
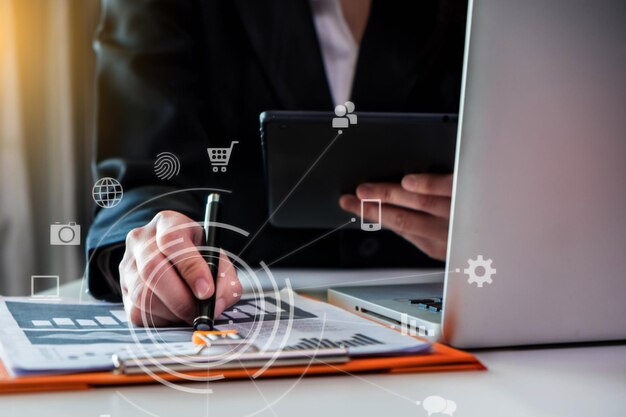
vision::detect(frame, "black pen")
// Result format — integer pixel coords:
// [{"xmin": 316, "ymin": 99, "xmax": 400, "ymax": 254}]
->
[{"xmin": 193, "ymin": 193, "xmax": 222, "ymax": 331}]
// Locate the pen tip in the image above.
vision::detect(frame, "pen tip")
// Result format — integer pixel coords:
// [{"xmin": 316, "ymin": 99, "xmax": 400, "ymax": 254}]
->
[{"xmin": 193, "ymin": 317, "xmax": 214, "ymax": 331}]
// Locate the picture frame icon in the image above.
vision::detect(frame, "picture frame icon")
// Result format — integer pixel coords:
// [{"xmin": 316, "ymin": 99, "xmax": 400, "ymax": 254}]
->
[
  {"xmin": 361, "ymin": 199, "xmax": 382, "ymax": 232},
  {"xmin": 30, "ymin": 275, "xmax": 60, "ymax": 300}
]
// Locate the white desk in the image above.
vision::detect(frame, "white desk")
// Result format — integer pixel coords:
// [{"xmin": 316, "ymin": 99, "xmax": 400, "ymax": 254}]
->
[{"xmin": 2, "ymin": 272, "xmax": 625, "ymax": 417}]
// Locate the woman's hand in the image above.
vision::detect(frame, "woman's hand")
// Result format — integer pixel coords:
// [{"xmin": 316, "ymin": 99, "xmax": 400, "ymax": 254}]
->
[
  {"xmin": 340, "ymin": 173, "xmax": 453, "ymax": 261},
  {"xmin": 119, "ymin": 210, "xmax": 242, "ymax": 327}
]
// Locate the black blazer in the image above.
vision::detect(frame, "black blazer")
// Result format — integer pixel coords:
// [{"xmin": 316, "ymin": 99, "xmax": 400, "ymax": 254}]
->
[{"xmin": 87, "ymin": 0, "xmax": 468, "ymax": 300}]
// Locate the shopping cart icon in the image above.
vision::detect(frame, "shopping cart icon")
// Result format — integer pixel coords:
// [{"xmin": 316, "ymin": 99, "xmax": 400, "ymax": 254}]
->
[{"xmin": 207, "ymin": 141, "xmax": 238, "ymax": 173}]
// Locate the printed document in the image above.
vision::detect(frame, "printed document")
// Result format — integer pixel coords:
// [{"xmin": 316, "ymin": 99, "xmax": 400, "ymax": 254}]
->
[{"xmin": 0, "ymin": 290, "xmax": 430, "ymax": 376}]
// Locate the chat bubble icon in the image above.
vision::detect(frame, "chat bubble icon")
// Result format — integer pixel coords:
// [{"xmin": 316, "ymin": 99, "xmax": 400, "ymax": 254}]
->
[
  {"xmin": 422, "ymin": 395, "xmax": 447, "ymax": 416},
  {"xmin": 442, "ymin": 400, "xmax": 457, "ymax": 416}
]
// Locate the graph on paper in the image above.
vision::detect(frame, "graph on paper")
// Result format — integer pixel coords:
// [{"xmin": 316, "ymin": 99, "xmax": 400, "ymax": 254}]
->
[
  {"xmin": 5, "ymin": 297, "xmax": 316, "ymax": 345},
  {"xmin": 0, "ymin": 290, "xmax": 431, "ymax": 375},
  {"xmin": 283, "ymin": 333, "xmax": 384, "ymax": 350},
  {"xmin": 217, "ymin": 298, "xmax": 315, "ymax": 325}
]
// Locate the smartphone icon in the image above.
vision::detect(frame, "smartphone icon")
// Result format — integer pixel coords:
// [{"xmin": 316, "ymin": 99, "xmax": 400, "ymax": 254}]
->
[{"xmin": 361, "ymin": 199, "xmax": 382, "ymax": 232}]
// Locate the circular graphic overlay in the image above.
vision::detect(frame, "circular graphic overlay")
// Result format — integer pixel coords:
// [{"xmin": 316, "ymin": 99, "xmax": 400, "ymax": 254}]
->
[
  {"xmin": 123, "ymin": 222, "xmax": 297, "ymax": 395},
  {"xmin": 83, "ymin": 188, "xmax": 328, "ymax": 403}
]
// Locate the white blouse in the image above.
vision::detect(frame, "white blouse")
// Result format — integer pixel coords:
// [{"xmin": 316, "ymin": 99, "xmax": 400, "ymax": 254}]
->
[{"xmin": 310, "ymin": 0, "xmax": 360, "ymax": 106}]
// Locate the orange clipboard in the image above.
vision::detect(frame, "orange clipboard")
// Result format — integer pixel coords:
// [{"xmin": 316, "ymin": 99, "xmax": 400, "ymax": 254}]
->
[{"xmin": 0, "ymin": 342, "xmax": 485, "ymax": 395}]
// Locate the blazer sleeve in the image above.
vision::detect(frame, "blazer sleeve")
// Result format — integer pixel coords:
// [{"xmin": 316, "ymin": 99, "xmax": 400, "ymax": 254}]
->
[{"xmin": 86, "ymin": 0, "xmax": 208, "ymax": 300}]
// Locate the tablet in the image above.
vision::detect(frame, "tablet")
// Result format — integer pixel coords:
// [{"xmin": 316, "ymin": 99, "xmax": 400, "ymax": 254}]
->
[{"xmin": 261, "ymin": 111, "xmax": 457, "ymax": 229}]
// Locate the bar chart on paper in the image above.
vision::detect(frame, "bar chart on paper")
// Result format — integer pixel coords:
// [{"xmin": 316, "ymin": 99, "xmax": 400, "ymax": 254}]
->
[
  {"xmin": 4, "ymin": 301, "xmax": 191, "ymax": 345},
  {"xmin": 6, "ymin": 301, "xmax": 130, "ymax": 331},
  {"xmin": 4, "ymin": 297, "xmax": 317, "ymax": 346},
  {"xmin": 283, "ymin": 333, "xmax": 384, "ymax": 350},
  {"xmin": 217, "ymin": 298, "xmax": 315, "ymax": 325}
]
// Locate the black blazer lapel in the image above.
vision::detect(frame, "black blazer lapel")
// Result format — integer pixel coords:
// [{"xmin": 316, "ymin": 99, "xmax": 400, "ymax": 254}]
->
[{"xmin": 233, "ymin": 0, "xmax": 333, "ymax": 110}]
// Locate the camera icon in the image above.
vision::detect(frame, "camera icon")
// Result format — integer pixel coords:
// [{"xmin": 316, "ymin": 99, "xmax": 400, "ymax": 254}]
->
[{"xmin": 50, "ymin": 222, "xmax": 81, "ymax": 246}]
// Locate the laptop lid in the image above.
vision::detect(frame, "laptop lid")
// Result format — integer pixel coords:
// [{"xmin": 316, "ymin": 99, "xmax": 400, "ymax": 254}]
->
[{"xmin": 443, "ymin": 0, "xmax": 626, "ymax": 347}]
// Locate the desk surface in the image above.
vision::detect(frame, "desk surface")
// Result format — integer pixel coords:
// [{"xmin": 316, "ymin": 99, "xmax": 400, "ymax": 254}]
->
[{"xmin": 3, "ymin": 272, "xmax": 625, "ymax": 417}]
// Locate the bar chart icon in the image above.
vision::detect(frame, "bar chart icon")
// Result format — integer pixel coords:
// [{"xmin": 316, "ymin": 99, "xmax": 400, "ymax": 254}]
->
[
  {"xmin": 400, "ymin": 313, "xmax": 434, "ymax": 337},
  {"xmin": 400, "ymin": 313, "xmax": 418, "ymax": 336}
]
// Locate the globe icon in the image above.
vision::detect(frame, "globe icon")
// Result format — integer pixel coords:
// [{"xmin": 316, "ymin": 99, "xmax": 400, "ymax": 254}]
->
[{"xmin": 92, "ymin": 177, "xmax": 124, "ymax": 208}]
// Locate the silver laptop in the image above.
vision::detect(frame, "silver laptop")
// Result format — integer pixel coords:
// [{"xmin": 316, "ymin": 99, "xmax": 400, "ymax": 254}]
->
[{"xmin": 329, "ymin": 0, "xmax": 626, "ymax": 348}]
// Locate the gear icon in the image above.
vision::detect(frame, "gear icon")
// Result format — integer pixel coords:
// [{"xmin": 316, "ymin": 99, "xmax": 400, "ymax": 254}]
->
[{"xmin": 464, "ymin": 255, "xmax": 496, "ymax": 287}]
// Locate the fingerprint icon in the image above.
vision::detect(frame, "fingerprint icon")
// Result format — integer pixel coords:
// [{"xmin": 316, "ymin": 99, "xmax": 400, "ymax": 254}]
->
[{"xmin": 154, "ymin": 152, "xmax": 181, "ymax": 180}]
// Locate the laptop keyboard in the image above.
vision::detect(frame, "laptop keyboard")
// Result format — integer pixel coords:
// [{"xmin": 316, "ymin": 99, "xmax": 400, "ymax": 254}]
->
[{"xmin": 409, "ymin": 298, "xmax": 443, "ymax": 313}]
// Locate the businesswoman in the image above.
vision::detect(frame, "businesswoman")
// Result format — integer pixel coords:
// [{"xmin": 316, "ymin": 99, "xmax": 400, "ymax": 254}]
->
[{"xmin": 87, "ymin": 0, "xmax": 467, "ymax": 326}]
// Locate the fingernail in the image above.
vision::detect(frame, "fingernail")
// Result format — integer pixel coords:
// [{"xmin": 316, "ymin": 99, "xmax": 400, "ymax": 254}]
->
[
  {"xmin": 357, "ymin": 184, "xmax": 372, "ymax": 197},
  {"xmin": 402, "ymin": 176, "xmax": 416, "ymax": 191},
  {"xmin": 194, "ymin": 279, "xmax": 211, "ymax": 299}
]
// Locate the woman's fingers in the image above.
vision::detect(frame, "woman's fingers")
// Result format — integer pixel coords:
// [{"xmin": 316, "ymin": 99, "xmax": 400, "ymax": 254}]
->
[
  {"xmin": 133, "ymin": 239, "xmax": 197, "ymax": 322},
  {"xmin": 123, "ymin": 219, "xmax": 198, "ymax": 325},
  {"xmin": 154, "ymin": 212, "xmax": 214, "ymax": 300},
  {"xmin": 341, "ymin": 194, "xmax": 448, "ymax": 240},
  {"xmin": 401, "ymin": 173, "xmax": 453, "ymax": 197},
  {"xmin": 355, "ymin": 182, "xmax": 451, "ymax": 218},
  {"xmin": 339, "ymin": 194, "xmax": 449, "ymax": 261},
  {"xmin": 119, "ymin": 210, "xmax": 243, "ymax": 327},
  {"xmin": 338, "ymin": 173, "xmax": 453, "ymax": 261},
  {"xmin": 127, "ymin": 282, "xmax": 182, "ymax": 327}
]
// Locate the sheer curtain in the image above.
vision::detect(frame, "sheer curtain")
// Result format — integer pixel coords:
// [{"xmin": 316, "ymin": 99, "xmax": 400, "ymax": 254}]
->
[
  {"xmin": 0, "ymin": 0, "xmax": 100, "ymax": 295},
  {"xmin": 0, "ymin": 0, "xmax": 33, "ymax": 295}
]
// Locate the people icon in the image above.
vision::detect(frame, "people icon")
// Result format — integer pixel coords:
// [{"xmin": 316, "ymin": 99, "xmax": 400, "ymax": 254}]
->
[
  {"xmin": 345, "ymin": 101, "xmax": 357, "ymax": 125},
  {"xmin": 332, "ymin": 101, "xmax": 357, "ymax": 129},
  {"xmin": 332, "ymin": 105, "xmax": 350, "ymax": 129}
]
